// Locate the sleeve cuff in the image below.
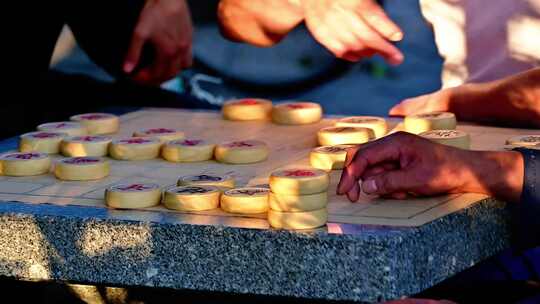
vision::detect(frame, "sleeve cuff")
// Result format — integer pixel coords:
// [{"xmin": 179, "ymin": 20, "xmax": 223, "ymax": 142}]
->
[{"xmin": 513, "ymin": 147, "xmax": 540, "ymax": 249}]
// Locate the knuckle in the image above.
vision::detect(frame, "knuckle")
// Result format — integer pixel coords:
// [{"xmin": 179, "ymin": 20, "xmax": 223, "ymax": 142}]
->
[
  {"xmin": 176, "ymin": 40, "xmax": 191, "ymax": 51},
  {"xmin": 387, "ymin": 131, "xmax": 419, "ymax": 147},
  {"xmin": 333, "ymin": 46, "xmax": 347, "ymax": 58},
  {"xmin": 162, "ymin": 45, "xmax": 178, "ymax": 57},
  {"xmin": 347, "ymin": 41, "xmax": 366, "ymax": 52},
  {"xmin": 392, "ymin": 131, "xmax": 410, "ymax": 140},
  {"xmin": 363, "ymin": 12, "xmax": 383, "ymax": 26},
  {"xmin": 402, "ymin": 132, "xmax": 418, "ymax": 142},
  {"xmin": 377, "ymin": 176, "xmax": 391, "ymax": 193},
  {"xmin": 425, "ymin": 178, "xmax": 438, "ymax": 190},
  {"xmin": 170, "ymin": 2, "xmax": 185, "ymax": 14},
  {"xmin": 134, "ymin": 27, "xmax": 149, "ymax": 39},
  {"xmin": 164, "ymin": 9, "xmax": 180, "ymax": 19}
]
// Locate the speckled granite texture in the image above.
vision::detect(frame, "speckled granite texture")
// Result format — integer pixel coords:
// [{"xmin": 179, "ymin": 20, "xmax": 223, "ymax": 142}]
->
[{"xmin": 0, "ymin": 198, "xmax": 510, "ymax": 303}]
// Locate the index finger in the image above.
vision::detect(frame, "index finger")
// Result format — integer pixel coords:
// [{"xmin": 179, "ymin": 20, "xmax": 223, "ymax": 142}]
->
[
  {"xmin": 124, "ymin": 26, "xmax": 149, "ymax": 74},
  {"xmin": 358, "ymin": 0, "xmax": 403, "ymax": 42},
  {"xmin": 341, "ymin": 9, "xmax": 403, "ymax": 65}
]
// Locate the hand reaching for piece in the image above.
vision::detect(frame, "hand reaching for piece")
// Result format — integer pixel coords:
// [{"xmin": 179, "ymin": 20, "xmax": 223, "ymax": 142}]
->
[
  {"xmin": 389, "ymin": 89, "xmax": 452, "ymax": 116},
  {"xmin": 337, "ymin": 132, "xmax": 523, "ymax": 203},
  {"xmin": 124, "ymin": 0, "xmax": 193, "ymax": 85},
  {"xmin": 302, "ymin": 0, "xmax": 404, "ymax": 64},
  {"xmin": 217, "ymin": 0, "xmax": 304, "ymax": 46},
  {"xmin": 217, "ymin": 0, "xmax": 404, "ymax": 64}
]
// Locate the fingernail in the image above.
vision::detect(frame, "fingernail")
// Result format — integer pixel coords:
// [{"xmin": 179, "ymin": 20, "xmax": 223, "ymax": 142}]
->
[
  {"xmin": 390, "ymin": 32, "xmax": 403, "ymax": 42},
  {"xmin": 390, "ymin": 53, "xmax": 404, "ymax": 65},
  {"xmin": 363, "ymin": 179, "xmax": 378, "ymax": 194},
  {"xmin": 389, "ymin": 105, "xmax": 403, "ymax": 116},
  {"xmin": 344, "ymin": 149, "xmax": 358, "ymax": 167},
  {"xmin": 123, "ymin": 62, "xmax": 135, "ymax": 73},
  {"xmin": 337, "ymin": 182, "xmax": 345, "ymax": 195},
  {"xmin": 336, "ymin": 169, "xmax": 347, "ymax": 194}
]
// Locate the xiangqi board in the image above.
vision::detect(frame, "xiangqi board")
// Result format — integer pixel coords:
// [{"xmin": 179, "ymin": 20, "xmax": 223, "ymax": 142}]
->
[{"xmin": 0, "ymin": 108, "xmax": 531, "ymax": 227}]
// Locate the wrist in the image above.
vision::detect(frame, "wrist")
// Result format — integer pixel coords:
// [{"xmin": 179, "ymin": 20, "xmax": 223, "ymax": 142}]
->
[
  {"xmin": 446, "ymin": 78, "xmax": 540, "ymax": 128},
  {"xmin": 447, "ymin": 82, "xmax": 495, "ymax": 121},
  {"xmin": 459, "ymin": 150, "xmax": 524, "ymax": 203}
]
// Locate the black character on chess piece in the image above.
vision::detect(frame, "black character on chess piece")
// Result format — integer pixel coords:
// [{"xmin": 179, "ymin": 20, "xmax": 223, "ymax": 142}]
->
[
  {"xmin": 193, "ymin": 175, "xmax": 221, "ymax": 181},
  {"xmin": 176, "ymin": 187, "xmax": 209, "ymax": 194},
  {"xmin": 235, "ymin": 189, "xmax": 267, "ymax": 196}
]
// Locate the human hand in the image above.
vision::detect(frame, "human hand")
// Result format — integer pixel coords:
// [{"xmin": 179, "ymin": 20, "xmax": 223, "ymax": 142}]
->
[
  {"xmin": 390, "ymin": 74, "xmax": 540, "ymax": 129},
  {"xmin": 124, "ymin": 0, "xmax": 193, "ymax": 85},
  {"xmin": 389, "ymin": 89, "xmax": 452, "ymax": 116},
  {"xmin": 302, "ymin": 0, "xmax": 404, "ymax": 64},
  {"xmin": 337, "ymin": 132, "xmax": 523, "ymax": 203},
  {"xmin": 218, "ymin": 0, "xmax": 304, "ymax": 46}
]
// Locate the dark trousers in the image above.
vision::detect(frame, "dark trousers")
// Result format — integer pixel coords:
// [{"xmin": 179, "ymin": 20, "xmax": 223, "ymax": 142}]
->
[{"xmin": 418, "ymin": 247, "xmax": 540, "ymax": 303}]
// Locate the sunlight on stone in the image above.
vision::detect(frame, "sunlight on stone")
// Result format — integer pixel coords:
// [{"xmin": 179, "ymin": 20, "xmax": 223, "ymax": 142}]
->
[
  {"xmin": 0, "ymin": 218, "xmax": 53, "ymax": 280},
  {"xmin": 28, "ymin": 263, "xmax": 50, "ymax": 279},
  {"xmin": 67, "ymin": 284, "xmax": 106, "ymax": 304},
  {"xmin": 78, "ymin": 223, "xmax": 152, "ymax": 257}
]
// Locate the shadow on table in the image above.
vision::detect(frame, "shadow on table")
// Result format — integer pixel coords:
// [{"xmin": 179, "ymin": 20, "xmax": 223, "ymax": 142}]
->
[{"xmin": 2, "ymin": 70, "xmax": 217, "ymax": 140}]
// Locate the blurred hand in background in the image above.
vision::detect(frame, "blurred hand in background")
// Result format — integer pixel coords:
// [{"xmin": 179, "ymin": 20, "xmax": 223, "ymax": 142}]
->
[
  {"xmin": 218, "ymin": 0, "xmax": 305, "ymax": 46},
  {"xmin": 124, "ymin": 0, "xmax": 193, "ymax": 85},
  {"xmin": 302, "ymin": 0, "xmax": 403, "ymax": 64},
  {"xmin": 218, "ymin": 0, "xmax": 404, "ymax": 65}
]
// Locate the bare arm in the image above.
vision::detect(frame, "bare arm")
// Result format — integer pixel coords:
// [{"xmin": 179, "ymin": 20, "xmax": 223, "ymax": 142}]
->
[
  {"xmin": 452, "ymin": 68, "xmax": 540, "ymax": 127},
  {"xmin": 390, "ymin": 68, "xmax": 540, "ymax": 128}
]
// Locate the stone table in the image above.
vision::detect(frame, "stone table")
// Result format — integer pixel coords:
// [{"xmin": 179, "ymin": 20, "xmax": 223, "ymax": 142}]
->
[
  {"xmin": 0, "ymin": 198, "xmax": 510, "ymax": 303},
  {"xmin": 0, "ymin": 127, "xmax": 512, "ymax": 303}
]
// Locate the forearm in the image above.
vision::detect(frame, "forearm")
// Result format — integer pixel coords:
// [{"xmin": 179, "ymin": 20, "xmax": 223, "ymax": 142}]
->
[
  {"xmin": 460, "ymin": 150, "xmax": 524, "ymax": 203},
  {"xmin": 448, "ymin": 68, "xmax": 540, "ymax": 127},
  {"xmin": 218, "ymin": 0, "xmax": 303, "ymax": 46}
]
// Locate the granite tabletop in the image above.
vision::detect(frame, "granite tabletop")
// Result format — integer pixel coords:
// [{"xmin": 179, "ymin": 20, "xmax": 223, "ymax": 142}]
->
[{"xmin": 0, "ymin": 195, "xmax": 510, "ymax": 303}]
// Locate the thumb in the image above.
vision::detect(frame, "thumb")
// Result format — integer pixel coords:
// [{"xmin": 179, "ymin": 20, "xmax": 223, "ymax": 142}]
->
[
  {"xmin": 362, "ymin": 170, "xmax": 416, "ymax": 196},
  {"xmin": 388, "ymin": 99, "xmax": 411, "ymax": 116},
  {"xmin": 390, "ymin": 90, "xmax": 452, "ymax": 116}
]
